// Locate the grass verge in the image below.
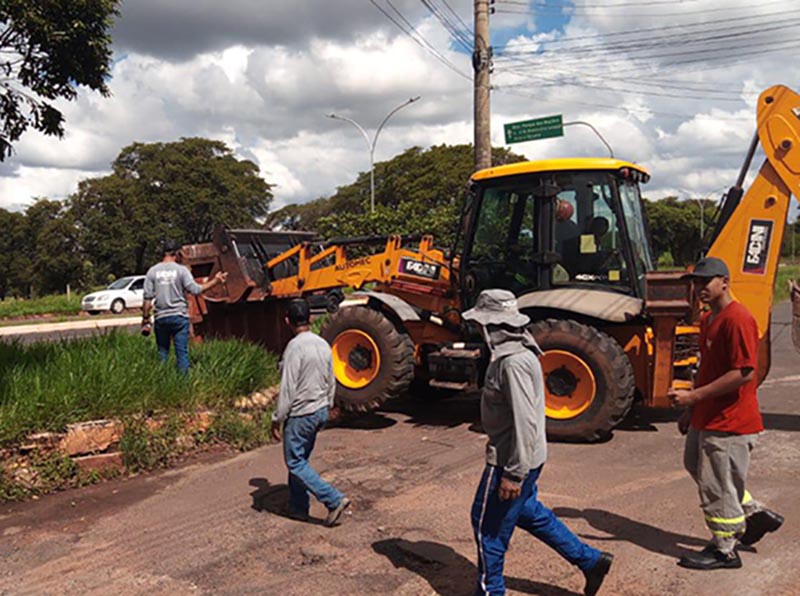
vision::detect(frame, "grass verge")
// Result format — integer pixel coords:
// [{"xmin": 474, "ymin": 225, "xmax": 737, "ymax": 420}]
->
[
  {"xmin": 0, "ymin": 331, "xmax": 280, "ymax": 447},
  {"xmin": 0, "ymin": 294, "xmax": 83, "ymax": 319}
]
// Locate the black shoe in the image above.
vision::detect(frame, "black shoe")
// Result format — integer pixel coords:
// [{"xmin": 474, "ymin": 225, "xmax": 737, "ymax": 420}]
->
[
  {"xmin": 740, "ymin": 509, "xmax": 784, "ymax": 546},
  {"xmin": 678, "ymin": 547, "xmax": 741, "ymax": 570},
  {"xmin": 324, "ymin": 497, "xmax": 351, "ymax": 527},
  {"xmin": 583, "ymin": 552, "xmax": 613, "ymax": 596}
]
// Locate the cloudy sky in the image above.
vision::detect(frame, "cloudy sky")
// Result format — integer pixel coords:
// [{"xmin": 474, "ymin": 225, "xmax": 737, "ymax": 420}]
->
[{"xmin": 1, "ymin": 0, "xmax": 799, "ymax": 220}]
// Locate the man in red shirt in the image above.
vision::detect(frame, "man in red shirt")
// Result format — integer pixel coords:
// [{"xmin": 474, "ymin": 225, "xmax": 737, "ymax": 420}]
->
[{"xmin": 669, "ymin": 257, "xmax": 783, "ymax": 570}]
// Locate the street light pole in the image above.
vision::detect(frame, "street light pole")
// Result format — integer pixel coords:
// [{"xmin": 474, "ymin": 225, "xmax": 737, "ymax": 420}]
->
[
  {"xmin": 679, "ymin": 188, "xmax": 720, "ymax": 241},
  {"xmin": 698, "ymin": 199, "xmax": 704, "ymax": 239},
  {"xmin": 327, "ymin": 96, "xmax": 421, "ymax": 213}
]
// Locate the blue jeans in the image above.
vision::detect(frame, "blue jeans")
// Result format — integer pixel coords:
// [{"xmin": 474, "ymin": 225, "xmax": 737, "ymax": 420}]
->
[
  {"xmin": 471, "ymin": 465, "xmax": 600, "ymax": 596},
  {"xmin": 154, "ymin": 315, "xmax": 190, "ymax": 374},
  {"xmin": 283, "ymin": 407, "xmax": 344, "ymax": 514}
]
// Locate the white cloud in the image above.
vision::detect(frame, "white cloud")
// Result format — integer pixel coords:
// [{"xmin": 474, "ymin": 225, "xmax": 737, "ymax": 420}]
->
[
  {"xmin": 1, "ymin": 0, "xmax": 799, "ymax": 226},
  {"xmin": 0, "ymin": 166, "xmax": 107, "ymax": 205}
]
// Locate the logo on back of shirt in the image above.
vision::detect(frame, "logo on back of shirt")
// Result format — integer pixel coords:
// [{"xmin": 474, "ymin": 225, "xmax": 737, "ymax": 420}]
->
[
  {"xmin": 155, "ymin": 269, "xmax": 178, "ymax": 284},
  {"xmin": 742, "ymin": 219, "xmax": 773, "ymax": 275}
]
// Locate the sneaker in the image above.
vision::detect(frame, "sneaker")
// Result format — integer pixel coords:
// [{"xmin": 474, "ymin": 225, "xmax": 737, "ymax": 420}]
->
[
  {"xmin": 740, "ymin": 509, "xmax": 784, "ymax": 546},
  {"xmin": 324, "ymin": 497, "xmax": 351, "ymax": 527},
  {"xmin": 678, "ymin": 546, "xmax": 741, "ymax": 570},
  {"xmin": 583, "ymin": 552, "xmax": 613, "ymax": 596}
]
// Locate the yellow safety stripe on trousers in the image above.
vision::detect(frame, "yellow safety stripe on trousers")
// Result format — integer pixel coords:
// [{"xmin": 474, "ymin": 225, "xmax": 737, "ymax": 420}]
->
[
  {"xmin": 711, "ymin": 530, "xmax": 737, "ymax": 537},
  {"xmin": 704, "ymin": 515, "xmax": 745, "ymax": 525},
  {"xmin": 742, "ymin": 490, "xmax": 753, "ymax": 505}
]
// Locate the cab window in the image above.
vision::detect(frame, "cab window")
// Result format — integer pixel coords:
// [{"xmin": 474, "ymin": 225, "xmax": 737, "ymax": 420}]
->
[
  {"xmin": 552, "ymin": 172, "xmax": 630, "ymax": 289},
  {"xmin": 466, "ymin": 185, "xmax": 540, "ymax": 296}
]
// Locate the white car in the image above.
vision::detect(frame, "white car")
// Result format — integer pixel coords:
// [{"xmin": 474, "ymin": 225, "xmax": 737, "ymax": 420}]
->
[{"xmin": 82, "ymin": 276, "xmax": 146, "ymax": 315}]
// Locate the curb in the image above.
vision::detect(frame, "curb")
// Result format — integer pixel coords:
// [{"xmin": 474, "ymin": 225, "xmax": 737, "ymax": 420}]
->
[{"xmin": 1, "ymin": 386, "xmax": 279, "ymax": 498}]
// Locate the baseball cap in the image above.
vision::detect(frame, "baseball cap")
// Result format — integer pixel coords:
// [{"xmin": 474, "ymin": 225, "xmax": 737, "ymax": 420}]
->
[
  {"xmin": 162, "ymin": 239, "xmax": 182, "ymax": 254},
  {"xmin": 682, "ymin": 256, "xmax": 730, "ymax": 279},
  {"xmin": 462, "ymin": 289, "xmax": 530, "ymax": 328},
  {"xmin": 287, "ymin": 299, "xmax": 310, "ymax": 325}
]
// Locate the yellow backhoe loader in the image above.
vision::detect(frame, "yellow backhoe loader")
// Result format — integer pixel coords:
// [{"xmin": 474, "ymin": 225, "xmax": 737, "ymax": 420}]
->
[{"xmin": 183, "ymin": 85, "xmax": 800, "ymax": 441}]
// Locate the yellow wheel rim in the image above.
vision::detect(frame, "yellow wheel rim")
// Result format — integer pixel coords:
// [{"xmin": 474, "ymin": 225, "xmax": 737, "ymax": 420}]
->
[
  {"xmin": 332, "ymin": 329, "xmax": 381, "ymax": 389},
  {"xmin": 541, "ymin": 350, "xmax": 596, "ymax": 420}
]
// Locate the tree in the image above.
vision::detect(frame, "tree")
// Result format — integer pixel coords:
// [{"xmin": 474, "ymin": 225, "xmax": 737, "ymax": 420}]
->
[
  {"xmin": 0, "ymin": 207, "xmax": 30, "ymax": 298},
  {"xmin": 0, "ymin": 0, "xmax": 119, "ymax": 159},
  {"xmin": 26, "ymin": 200, "xmax": 84, "ymax": 294},
  {"xmin": 69, "ymin": 137, "xmax": 274, "ymax": 280},
  {"xmin": 270, "ymin": 144, "xmax": 526, "ymax": 248},
  {"xmin": 643, "ymin": 196, "xmax": 714, "ymax": 266}
]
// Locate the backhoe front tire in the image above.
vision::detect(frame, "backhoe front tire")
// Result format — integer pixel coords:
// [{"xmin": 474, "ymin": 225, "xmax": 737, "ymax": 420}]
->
[
  {"xmin": 320, "ymin": 306, "xmax": 415, "ymax": 412},
  {"xmin": 528, "ymin": 318, "xmax": 635, "ymax": 442}
]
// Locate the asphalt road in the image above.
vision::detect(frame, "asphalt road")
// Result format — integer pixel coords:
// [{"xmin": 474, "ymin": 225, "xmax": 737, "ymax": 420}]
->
[
  {"xmin": 0, "ymin": 316, "xmax": 140, "ymax": 344},
  {"xmin": 0, "ymin": 304, "xmax": 797, "ymax": 595}
]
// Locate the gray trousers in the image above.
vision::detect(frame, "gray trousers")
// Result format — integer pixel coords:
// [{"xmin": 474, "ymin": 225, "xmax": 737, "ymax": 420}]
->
[{"xmin": 684, "ymin": 428, "xmax": 763, "ymax": 553}]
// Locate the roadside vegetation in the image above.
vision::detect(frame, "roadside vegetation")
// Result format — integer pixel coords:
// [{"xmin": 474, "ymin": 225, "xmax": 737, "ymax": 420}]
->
[
  {"xmin": 0, "ymin": 332, "xmax": 279, "ymax": 447},
  {"xmin": 776, "ymin": 263, "xmax": 800, "ymax": 303},
  {"xmin": 0, "ymin": 294, "xmax": 82, "ymax": 319}
]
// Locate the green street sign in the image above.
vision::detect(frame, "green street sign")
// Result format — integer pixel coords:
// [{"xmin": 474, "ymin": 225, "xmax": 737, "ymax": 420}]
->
[{"xmin": 504, "ymin": 115, "xmax": 564, "ymax": 144}]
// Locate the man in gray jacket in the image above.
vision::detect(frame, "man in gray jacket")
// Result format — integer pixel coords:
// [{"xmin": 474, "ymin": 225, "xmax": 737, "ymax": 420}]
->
[
  {"xmin": 464, "ymin": 289, "xmax": 612, "ymax": 596},
  {"xmin": 271, "ymin": 299, "xmax": 350, "ymax": 527}
]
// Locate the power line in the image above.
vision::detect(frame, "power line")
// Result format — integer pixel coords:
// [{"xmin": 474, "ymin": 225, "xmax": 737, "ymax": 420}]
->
[
  {"xmin": 498, "ymin": 76, "xmax": 753, "ymax": 102},
  {"xmin": 498, "ymin": 33, "xmax": 800, "ymax": 71},
  {"xmin": 494, "ymin": 10, "xmax": 800, "ymax": 52},
  {"xmin": 494, "ymin": 0, "xmax": 789, "ymax": 18},
  {"xmin": 498, "ymin": 0, "xmax": 702, "ymax": 6},
  {"xmin": 497, "ymin": 60, "xmax": 757, "ymax": 95},
  {"xmin": 439, "ymin": 0, "xmax": 474, "ymax": 34},
  {"xmin": 368, "ymin": 0, "xmax": 471, "ymax": 80},
  {"xmin": 420, "ymin": 0, "xmax": 473, "ymax": 52},
  {"xmin": 495, "ymin": 17, "xmax": 800, "ymax": 58},
  {"xmin": 542, "ymin": 38, "xmax": 800, "ymax": 78},
  {"xmin": 495, "ymin": 39, "xmax": 800, "ymax": 106},
  {"xmin": 493, "ymin": 84, "xmax": 751, "ymax": 122},
  {"xmin": 385, "ymin": 0, "xmax": 466, "ymax": 69}
]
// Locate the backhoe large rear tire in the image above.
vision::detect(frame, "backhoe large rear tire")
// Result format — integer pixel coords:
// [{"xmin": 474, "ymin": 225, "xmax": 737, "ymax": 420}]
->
[
  {"xmin": 527, "ymin": 318, "xmax": 635, "ymax": 442},
  {"xmin": 320, "ymin": 306, "xmax": 415, "ymax": 412}
]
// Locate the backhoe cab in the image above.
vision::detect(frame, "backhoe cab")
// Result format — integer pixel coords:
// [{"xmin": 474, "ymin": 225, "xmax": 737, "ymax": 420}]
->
[
  {"xmin": 432, "ymin": 158, "xmax": 666, "ymax": 441},
  {"xmin": 460, "ymin": 159, "xmax": 653, "ymax": 306}
]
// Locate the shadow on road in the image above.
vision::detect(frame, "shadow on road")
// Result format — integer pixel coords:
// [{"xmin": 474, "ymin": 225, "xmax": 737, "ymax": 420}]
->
[
  {"xmin": 762, "ymin": 412, "xmax": 800, "ymax": 432},
  {"xmin": 615, "ymin": 404, "xmax": 682, "ymax": 433},
  {"xmin": 373, "ymin": 538, "xmax": 582, "ymax": 596},
  {"xmin": 332, "ymin": 412, "xmax": 397, "ymax": 431},
  {"xmin": 248, "ymin": 478, "xmax": 326, "ymax": 525},
  {"xmin": 552, "ymin": 507, "xmax": 705, "ymax": 559},
  {"xmin": 249, "ymin": 477, "xmax": 287, "ymax": 514},
  {"xmin": 379, "ymin": 392, "xmax": 482, "ymax": 430}
]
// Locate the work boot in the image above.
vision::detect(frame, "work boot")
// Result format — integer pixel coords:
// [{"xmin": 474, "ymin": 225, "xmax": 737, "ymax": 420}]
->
[
  {"xmin": 324, "ymin": 497, "xmax": 351, "ymax": 527},
  {"xmin": 740, "ymin": 509, "xmax": 784, "ymax": 546},
  {"xmin": 583, "ymin": 552, "xmax": 613, "ymax": 596},
  {"xmin": 678, "ymin": 545, "xmax": 741, "ymax": 570}
]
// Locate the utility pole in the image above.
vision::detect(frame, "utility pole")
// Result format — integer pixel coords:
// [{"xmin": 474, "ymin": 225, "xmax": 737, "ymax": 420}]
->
[{"xmin": 473, "ymin": 0, "xmax": 492, "ymax": 171}]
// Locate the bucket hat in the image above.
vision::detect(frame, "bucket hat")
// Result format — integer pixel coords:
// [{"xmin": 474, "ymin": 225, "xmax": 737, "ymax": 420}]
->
[{"xmin": 462, "ymin": 289, "xmax": 530, "ymax": 328}]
